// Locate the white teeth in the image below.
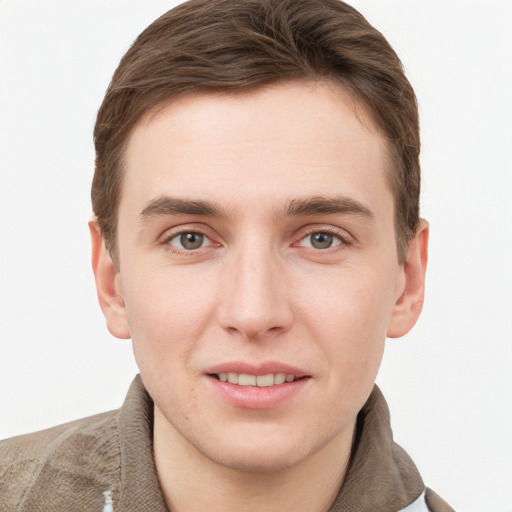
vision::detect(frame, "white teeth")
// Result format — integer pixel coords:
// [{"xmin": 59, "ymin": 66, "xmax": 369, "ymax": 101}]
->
[
  {"xmin": 238, "ymin": 374, "xmax": 256, "ymax": 386},
  {"xmin": 274, "ymin": 373, "xmax": 286, "ymax": 385},
  {"xmin": 227, "ymin": 372, "xmax": 239, "ymax": 384},
  {"xmin": 216, "ymin": 372, "xmax": 297, "ymax": 387},
  {"xmin": 256, "ymin": 374, "xmax": 274, "ymax": 387}
]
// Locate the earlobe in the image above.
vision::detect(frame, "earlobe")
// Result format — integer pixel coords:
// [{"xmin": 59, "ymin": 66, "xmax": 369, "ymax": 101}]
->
[
  {"xmin": 387, "ymin": 219, "xmax": 429, "ymax": 338},
  {"xmin": 89, "ymin": 220, "xmax": 131, "ymax": 339}
]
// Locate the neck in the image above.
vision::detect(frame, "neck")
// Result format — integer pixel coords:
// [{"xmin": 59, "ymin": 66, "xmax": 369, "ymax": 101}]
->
[{"xmin": 153, "ymin": 406, "xmax": 354, "ymax": 512}]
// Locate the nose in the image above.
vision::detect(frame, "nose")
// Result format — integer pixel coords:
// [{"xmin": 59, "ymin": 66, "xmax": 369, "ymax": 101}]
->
[{"xmin": 217, "ymin": 240, "xmax": 293, "ymax": 340}]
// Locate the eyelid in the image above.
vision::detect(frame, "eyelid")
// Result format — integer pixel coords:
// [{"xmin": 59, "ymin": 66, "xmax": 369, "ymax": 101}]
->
[
  {"xmin": 168, "ymin": 232, "xmax": 210, "ymax": 250},
  {"xmin": 156, "ymin": 222, "xmax": 353, "ymax": 252},
  {"xmin": 158, "ymin": 223, "xmax": 221, "ymax": 249},
  {"xmin": 293, "ymin": 225, "xmax": 353, "ymax": 248}
]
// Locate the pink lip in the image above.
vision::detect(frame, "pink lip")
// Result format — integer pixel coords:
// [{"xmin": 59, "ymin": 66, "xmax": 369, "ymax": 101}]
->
[{"xmin": 203, "ymin": 361, "xmax": 311, "ymax": 410}]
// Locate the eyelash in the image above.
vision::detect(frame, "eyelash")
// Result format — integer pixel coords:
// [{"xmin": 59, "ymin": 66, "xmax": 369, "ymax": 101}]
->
[
  {"xmin": 161, "ymin": 228, "xmax": 216, "ymax": 254},
  {"xmin": 160, "ymin": 225, "xmax": 352, "ymax": 255},
  {"xmin": 296, "ymin": 227, "xmax": 352, "ymax": 250}
]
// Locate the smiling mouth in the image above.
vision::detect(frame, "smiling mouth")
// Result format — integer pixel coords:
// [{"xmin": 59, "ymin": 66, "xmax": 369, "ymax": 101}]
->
[{"xmin": 211, "ymin": 372, "xmax": 306, "ymax": 387}]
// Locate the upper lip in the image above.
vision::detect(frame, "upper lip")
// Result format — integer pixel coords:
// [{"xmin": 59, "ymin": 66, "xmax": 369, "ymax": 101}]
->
[{"xmin": 204, "ymin": 361, "xmax": 310, "ymax": 378}]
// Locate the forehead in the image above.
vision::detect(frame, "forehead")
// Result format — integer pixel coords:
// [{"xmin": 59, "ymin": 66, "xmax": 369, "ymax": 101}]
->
[{"xmin": 120, "ymin": 81, "xmax": 391, "ymax": 219}]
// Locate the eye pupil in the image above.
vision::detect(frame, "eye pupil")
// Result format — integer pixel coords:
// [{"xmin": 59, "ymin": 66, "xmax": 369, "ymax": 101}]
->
[
  {"xmin": 311, "ymin": 232, "xmax": 333, "ymax": 249},
  {"xmin": 180, "ymin": 232, "xmax": 204, "ymax": 250}
]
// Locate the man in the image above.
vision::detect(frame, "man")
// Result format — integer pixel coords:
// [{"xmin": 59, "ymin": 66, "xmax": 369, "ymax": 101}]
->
[{"xmin": 0, "ymin": 0, "xmax": 454, "ymax": 510}]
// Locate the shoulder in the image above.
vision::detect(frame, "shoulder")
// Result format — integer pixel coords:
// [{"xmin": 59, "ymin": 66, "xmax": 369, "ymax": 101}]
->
[{"xmin": 0, "ymin": 410, "xmax": 121, "ymax": 510}]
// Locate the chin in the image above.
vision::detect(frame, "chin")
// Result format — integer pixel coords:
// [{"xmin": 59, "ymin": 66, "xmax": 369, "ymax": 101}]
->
[
  {"xmin": 203, "ymin": 444, "xmax": 309, "ymax": 474},
  {"xmin": 196, "ymin": 424, "xmax": 336, "ymax": 475}
]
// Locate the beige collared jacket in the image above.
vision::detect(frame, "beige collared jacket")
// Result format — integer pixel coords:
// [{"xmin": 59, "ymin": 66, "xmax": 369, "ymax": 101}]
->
[{"xmin": 0, "ymin": 376, "xmax": 454, "ymax": 511}]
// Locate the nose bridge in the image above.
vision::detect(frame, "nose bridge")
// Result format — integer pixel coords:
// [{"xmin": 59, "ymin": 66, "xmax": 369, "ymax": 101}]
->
[{"xmin": 218, "ymin": 235, "xmax": 292, "ymax": 338}]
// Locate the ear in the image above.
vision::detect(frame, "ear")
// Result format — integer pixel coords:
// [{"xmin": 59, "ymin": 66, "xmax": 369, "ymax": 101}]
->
[
  {"xmin": 89, "ymin": 220, "xmax": 131, "ymax": 339},
  {"xmin": 387, "ymin": 219, "xmax": 429, "ymax": 338}
]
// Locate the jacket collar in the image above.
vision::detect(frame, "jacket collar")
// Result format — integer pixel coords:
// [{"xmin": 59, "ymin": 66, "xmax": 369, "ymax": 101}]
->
[
  {"xmin": 330, "ymin": 385, "xmax": 424, "ymax": 511},
  {"xmin": 118, "ymin": 377, "xmax": 424, "ymax": 512},
  {"xmin": 117, "ymin": 375, "xmax": 168, "ymax": 511}
]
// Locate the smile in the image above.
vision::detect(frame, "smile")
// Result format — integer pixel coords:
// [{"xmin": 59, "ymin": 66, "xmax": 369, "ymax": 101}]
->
[
  {"xmin": 213, "ymin": 372, "xmax": 298, "ymax": 387},
  {"xmin": 207, "ymin": 368, "xmax": 311, "ymax": 408}
]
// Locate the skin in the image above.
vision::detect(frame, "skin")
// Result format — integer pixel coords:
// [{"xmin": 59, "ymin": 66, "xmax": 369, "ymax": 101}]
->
[{"xmin": 91, "ymin": 81, "xmax": 428, "ymax": 512}]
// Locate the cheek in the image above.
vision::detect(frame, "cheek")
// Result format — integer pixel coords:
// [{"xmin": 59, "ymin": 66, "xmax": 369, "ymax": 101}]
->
[
  {"xmin": 300, "ymin": 266, "xmax": 395, "ymax": 378},
  {"xmin": 121, "ymin": 267, "xmax": 218, "ymax": 368},
  {"xmin": 302, "ymin": 263, "xmax": 396, "ymax": 329},
  {"xmin": 311, "ymin": 279, "xmax": 390, "ymax": 423}
]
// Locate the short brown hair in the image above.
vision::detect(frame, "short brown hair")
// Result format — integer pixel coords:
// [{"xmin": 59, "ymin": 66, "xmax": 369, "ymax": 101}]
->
[{"xmin": 93, "ymin": 0, "xmax": 420, "ymax": 264}]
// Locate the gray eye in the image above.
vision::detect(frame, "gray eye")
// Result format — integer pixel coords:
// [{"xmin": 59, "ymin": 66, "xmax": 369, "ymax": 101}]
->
[
  {"xmin": 179, "ymin": 232, "xmax": 205, "ymax": 250},
  {"xmin": 310, "ymin": 232, "xmax": 334, "ymax": 249}
]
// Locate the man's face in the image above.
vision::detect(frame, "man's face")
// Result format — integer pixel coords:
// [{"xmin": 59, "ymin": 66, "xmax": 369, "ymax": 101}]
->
[{"xmin": 109, "ymin": 81, "xmax": 412, "ymax": 472}]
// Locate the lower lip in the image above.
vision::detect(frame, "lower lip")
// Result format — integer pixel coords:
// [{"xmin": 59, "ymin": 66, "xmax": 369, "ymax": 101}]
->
[{"xmin": 206, "ymin": 376, "xmax": 310, "ymax": 409}]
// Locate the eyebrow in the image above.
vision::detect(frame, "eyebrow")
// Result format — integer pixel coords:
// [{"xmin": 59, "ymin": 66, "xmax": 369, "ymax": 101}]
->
[
  {"xmin": 139, "ymin": 194, "xmax": 375, "ymax": 222},
  {"xmin": 140, "ymin": 196, "xmax": 227, "ymax": 221},
  {"xmin": 281, "ymin": 196, "xmax": 375, "ymax": 220}
]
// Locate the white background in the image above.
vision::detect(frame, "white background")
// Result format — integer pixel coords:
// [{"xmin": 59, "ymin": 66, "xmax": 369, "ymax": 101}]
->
[{"xmin": 1, "ymin": 1, "xmax": 511, "ymax": 510}]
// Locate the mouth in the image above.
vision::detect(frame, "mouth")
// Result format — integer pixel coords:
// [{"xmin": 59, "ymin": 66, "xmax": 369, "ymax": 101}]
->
[
  {"xmin": 206, "ymin": 365, "xmax": 311, "ymax": 408},
  {"xmin": 210, "ymin": 372, "xmax": 307, "ymax": 387}
]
